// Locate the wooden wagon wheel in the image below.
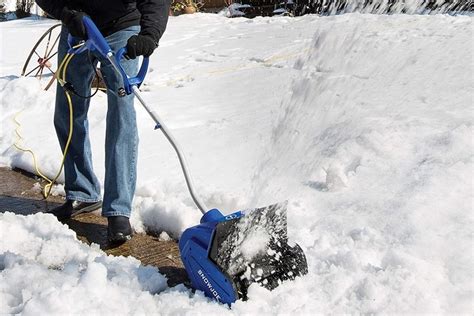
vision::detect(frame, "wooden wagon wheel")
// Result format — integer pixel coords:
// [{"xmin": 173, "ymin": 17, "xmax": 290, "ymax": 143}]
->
[{"xmin": 21, "ymin": 23, "xmax": 62, "ymax": 90}]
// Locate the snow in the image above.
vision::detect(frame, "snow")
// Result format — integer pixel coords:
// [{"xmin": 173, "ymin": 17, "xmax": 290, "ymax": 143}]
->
[
  {"xmin": 1, "ymin": 10, "xmax": 473, "ymax": 315},
  {"xmin": 1, "ymin": 0, "xmax": 17, "ymax": 12},
  {"xmin": 240, "ymin": 228, "xmax": 270, "ymax": 261}
]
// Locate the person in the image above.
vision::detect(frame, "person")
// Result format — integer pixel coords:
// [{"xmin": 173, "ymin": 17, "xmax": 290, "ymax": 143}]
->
[{"xmin": 35, "ymin": 0, "xmax": 170, "ymax": 244}]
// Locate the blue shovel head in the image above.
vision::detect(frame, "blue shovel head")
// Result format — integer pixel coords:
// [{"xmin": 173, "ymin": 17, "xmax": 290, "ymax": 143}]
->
[{"xmin": 179, "ymin": 202, "xmax": 308, "ymax": 304}]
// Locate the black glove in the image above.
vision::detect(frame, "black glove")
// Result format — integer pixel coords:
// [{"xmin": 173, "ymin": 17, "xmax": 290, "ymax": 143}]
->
[
  {"xmin": 61, "ymin": 8, "xmax": 87, "ymax": 39},
  {"xmin": 126, "ymin": 35, "xmax": 157, "ymax": 59}
]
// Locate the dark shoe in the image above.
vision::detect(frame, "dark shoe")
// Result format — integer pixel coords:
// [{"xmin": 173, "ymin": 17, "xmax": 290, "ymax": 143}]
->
[
  {"xmin": 47, "ymin": 200, "xmax": 102, "ymax": 221},
  {"xmin": 107, "ymin": 216, "xmax": 132, "ymax": 244}
]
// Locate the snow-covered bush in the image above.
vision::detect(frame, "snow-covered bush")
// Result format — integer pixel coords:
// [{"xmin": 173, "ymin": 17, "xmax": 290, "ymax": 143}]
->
[{"xmin": 15, "ymin": 0, "xmax": 34, "ymax": 18}]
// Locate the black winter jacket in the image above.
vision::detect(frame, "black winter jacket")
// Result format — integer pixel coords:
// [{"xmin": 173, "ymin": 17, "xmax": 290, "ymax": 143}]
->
[{"xmin": 35, "ymin": 0, "xmax": 170, "ymax": 44}]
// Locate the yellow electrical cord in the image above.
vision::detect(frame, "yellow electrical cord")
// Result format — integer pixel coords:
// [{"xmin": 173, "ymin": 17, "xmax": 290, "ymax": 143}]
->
[
  {"xmin": 13, "ymin": 44, "xmax": 82, "ymax": 199},
  {"xmin": 43, "ymin": 52, "xmax": 75, "ymax": 198},
  {"xmin": 13, "ymin": 111, "xmax": 55, "ymax": 185}
]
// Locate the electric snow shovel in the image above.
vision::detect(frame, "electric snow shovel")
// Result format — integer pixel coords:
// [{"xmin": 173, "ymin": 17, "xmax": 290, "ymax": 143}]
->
[{"xmin": 72, "ymin": 17, "xmax": 308, "ymax": 304}]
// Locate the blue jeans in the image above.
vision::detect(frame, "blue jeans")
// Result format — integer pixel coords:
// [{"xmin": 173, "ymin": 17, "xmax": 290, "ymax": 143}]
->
[{"xmin": 54, "ymin": 26, "xmax": 139, "ymax": 218}]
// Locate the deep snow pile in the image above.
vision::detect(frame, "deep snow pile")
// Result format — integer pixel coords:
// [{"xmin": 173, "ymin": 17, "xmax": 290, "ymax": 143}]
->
[
  {"xmin": 249, "ymin": 14, "xmax": 473, "ymax": 313},
  {"xmin": 0, "ymin": 213, "xmax": 171, "ymax": 315},
  {"xmin": 1, "ymin": 11, "xmax": 473, "ymax": 314}
]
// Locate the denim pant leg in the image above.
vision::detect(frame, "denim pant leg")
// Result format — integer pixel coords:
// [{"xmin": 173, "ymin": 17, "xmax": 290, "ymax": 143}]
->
[
  {"xmin": 96, "ymin": 26, "xmax": 140, "ymax": 218},
  {"xmin": 54, "ymin": 26, "xmax": 102, "ymax": 203}
]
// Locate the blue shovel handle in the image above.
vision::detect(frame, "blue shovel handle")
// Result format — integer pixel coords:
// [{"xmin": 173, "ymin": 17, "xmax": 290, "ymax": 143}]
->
[
  {"xmin": 66, "ymin": 16, "xmax": 149, "ymax": 95},
  {"xmin": 115, "ymin": 47, "xmax": 150, "ymax": 95},
  {"xmin": 67, "ymin": 16, "xmax": 112, "ymax": 57}
]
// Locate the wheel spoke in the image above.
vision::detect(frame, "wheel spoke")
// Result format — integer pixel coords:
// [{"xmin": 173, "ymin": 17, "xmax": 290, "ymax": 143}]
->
[
  {"xmin": 33, "ymin": 50, "xmax": 42, "ymax": 60},
  {"xmin": 24, "ymin": 64, "xmax": 42, "ymax": 77},
  {"xmin": 43, "ymin": 30, "xmax": 53, "ymax": 62},
  {"xmin": 46, "ymin": 34, "xmax": 60, "ymax": 58},
  {"xmin": 34, "ymin": 65, "xmax": 43, "ymax": 77},
  {"xmin": 39, "ymin": 34, "xmax": 53, "ymax": 80},
  {"xmin": 38, "ymin": 64, "xmax": 45, "ymax": 79}
]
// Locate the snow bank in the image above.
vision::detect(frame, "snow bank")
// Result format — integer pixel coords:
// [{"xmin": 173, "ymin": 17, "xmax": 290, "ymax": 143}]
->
[
  {"xmin": 250, "ymin": 13, "xmax": 473, "ymax": 313},
  {"xmin": 0, "ymin": 212, "xmax": 171, "ymax": 315}
]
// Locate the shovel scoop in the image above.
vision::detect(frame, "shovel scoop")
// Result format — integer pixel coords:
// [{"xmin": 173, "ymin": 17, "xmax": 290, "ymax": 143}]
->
[{"xmin": 179, "ymin": 202, "xmax": 308, "ymax": 304}]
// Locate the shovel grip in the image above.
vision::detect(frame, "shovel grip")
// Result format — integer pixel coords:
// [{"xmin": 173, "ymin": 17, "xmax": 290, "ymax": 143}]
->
[{"xmin": 115, "ymin": 47, "xmax": 150, "ymax": 95}]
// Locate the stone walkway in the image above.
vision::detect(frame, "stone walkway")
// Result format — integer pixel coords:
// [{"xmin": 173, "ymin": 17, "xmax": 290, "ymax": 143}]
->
[{"xmin": 0, "ymin": 167, "xmax": 188, "ymax": 287}]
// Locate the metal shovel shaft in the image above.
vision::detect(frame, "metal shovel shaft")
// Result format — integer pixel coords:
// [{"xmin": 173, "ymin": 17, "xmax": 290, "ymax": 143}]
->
[
  {"xmin": 132, "ymin": 85, "xmax": 208, "ymax": 215},
  {"xmin": 106, "ymin": 53, "xmax": 208, "ymax": 214}
]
